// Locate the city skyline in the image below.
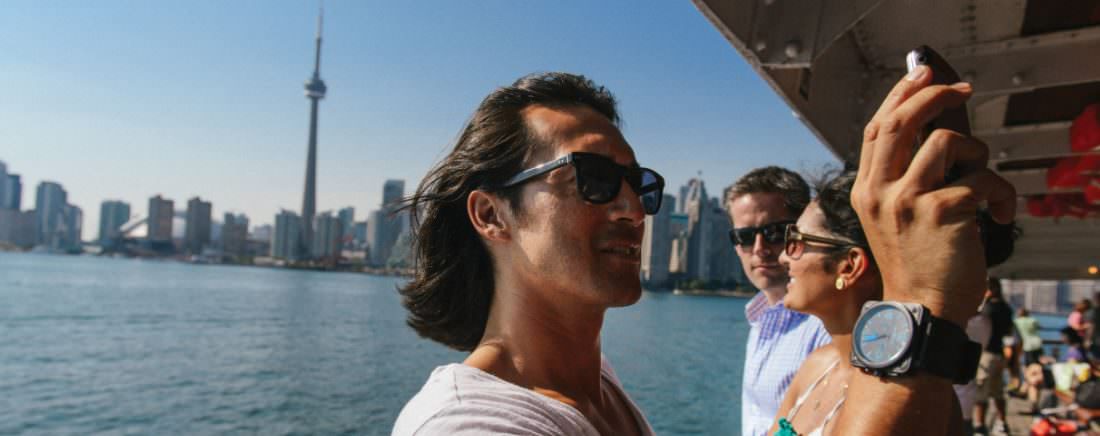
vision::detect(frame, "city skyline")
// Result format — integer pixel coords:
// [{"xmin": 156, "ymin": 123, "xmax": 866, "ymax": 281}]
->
[{"xmin": 3, "ymin": 1, "xmax": 838, "ymax": 238}]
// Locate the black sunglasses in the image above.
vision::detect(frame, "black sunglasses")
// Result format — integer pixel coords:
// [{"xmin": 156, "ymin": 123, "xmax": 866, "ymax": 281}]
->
[
  {"xmin": 783, "ymin": 224, "xmax": 861, "ymax": 260},
  {"xmin": 500, "ymin": 152, "xmax": 666, "ymax": 215},
  {"xmin": 729, "ymin": 220, "xmax": 795, "ymax": 247}
]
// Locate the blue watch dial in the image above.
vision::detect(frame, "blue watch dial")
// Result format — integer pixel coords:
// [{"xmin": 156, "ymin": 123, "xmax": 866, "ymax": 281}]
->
[{"xmin": 854, "ymin": 304, "xmax": 915, "ymax": 368}]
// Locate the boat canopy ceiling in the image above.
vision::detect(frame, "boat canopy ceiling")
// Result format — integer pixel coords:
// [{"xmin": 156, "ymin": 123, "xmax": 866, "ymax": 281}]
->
[{"xmin": 693, "ymin": 0, "xmax": 1100, "ymax": 280}]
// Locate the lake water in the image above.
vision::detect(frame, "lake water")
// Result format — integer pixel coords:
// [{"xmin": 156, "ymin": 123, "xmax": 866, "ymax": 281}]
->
[{"xmin": 0, "ymin": 252, "xmax": 749, "ymax": 435}]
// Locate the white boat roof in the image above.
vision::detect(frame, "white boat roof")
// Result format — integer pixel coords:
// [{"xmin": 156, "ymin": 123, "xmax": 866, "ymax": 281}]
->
[{"xmin": 692, "ymin": 0, "xmax": 1100, "ymax": 280}]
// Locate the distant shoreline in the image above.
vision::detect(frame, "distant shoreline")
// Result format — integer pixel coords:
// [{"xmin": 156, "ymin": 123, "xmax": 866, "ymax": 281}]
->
[{"xmin": 669, "ymin": 288, "xmax": 755, "ymax": 298}]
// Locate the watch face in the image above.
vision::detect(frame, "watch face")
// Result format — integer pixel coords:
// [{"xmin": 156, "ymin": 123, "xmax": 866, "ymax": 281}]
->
[{"xmin": 854, "ymin": 303, "xmax": 915, "ymax": 368}]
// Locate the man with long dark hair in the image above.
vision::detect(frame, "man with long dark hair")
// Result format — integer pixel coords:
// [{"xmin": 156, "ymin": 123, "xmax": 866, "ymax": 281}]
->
[{"xmin": 392, "ymin": 72, "xmax": 663, "ymax": 435}]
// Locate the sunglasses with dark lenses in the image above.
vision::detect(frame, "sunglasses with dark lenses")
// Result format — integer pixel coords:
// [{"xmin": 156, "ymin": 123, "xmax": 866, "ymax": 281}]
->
[
  {"xmin": 729, "ymin": 220, "xmax": 794, "ymax": 247},
  {"xmin": 783, "ymin": 224, "xmax": 860, "ymax": 260},
  {"xmin": 501, "ymin": 152, "xmax": 666, "ymax": 215}
]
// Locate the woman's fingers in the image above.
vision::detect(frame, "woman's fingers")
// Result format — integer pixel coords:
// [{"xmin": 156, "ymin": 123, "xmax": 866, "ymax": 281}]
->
[
  {"xmin": 932, "ymin": 169, "xmax": 1018, "ymax": 224},
  {"xmin": 904, "ymin": 129, "xmax": 990, "ymax": 191},
  {"xmin": 858, "ymin": 65, "xmax": 934, "ymax": 184}
]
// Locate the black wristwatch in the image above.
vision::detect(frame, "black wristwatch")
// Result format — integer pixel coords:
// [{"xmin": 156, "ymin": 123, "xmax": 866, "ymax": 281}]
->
[{"xmin": 849, "ymin": 301, "xmax": 982, "ymax": 384}]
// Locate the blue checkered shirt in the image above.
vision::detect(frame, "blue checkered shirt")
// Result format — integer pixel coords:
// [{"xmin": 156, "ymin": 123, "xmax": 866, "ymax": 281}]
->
[{"xmin": 741, "ymin": 293, "xmax": 831, "ymax": 436}]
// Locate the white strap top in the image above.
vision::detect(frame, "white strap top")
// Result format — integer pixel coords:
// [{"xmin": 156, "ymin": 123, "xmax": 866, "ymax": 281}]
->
[{"xmin": 783, "ymin": 359, "xmax": 847, "ymax": 436}]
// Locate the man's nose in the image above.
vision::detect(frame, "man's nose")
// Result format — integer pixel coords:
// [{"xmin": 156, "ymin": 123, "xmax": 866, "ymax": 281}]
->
[
  {"xmin": 752, "ymin": 232, "xmax": 773, "ymax": 256},
  {"xmin": 610, "ymin": 178, "xmax": 644, "ymax": 225}
]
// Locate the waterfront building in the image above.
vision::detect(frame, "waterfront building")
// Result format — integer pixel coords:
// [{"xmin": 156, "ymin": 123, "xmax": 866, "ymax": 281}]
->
[
  {"xmin": 641, "ymin": 194, "xmax": 676, "ymax": 287},
  {"xmin": 250, "ymin": 224, "xmax": 273, "ymax": 242},
  {"xmin": 0, "ymin": 161, "xmax": 7, "ymax": 209},
  {"xmin": 221, "ymin": 213, "xmax": 249, "ymax": 258},
  {"xmin": 367, "ymin": 209, "xmax": 385, "ymax": 266},
  {"xmin": 98, "ymin": 200, "xmax": 131, "ymax": 247},
  {"xmin": 338, "ymin": 206, "xmax": 354, "ymax": 234},
  {"xmin": 311, "ymin": 211, "xmax": 343, "ymax": 259},
  {"xmin": 272, "ymin": 210, "xmax": 303, "ymax": 260},
  {"xmin": 366, "ymin": 180, "xmax": 407, "ymax": 267},
  {"xmin": 61, "ymin": 204, "xmax": 83, "ymax": 251},
  {"xmin": 382, "ymin": 180, "xmax": 405, "ymax": 206},
  {"xmin": 0, "ymin": 209, "xmax": 36, "ymax": 248},
  {"xmin": 3, "ymin": 174, "xmax": 22, "ymax": 210},
  {"xmin": 34, "ymin": 181, "xmax": 68, "ymax": 247},
  {"xmin": 147, "ymin": 195, "xmax": 174, "ymax": 243},
  {"xmin": 338, "ymin": 206, "xmax": 354, "ymax": 249},
  {"xmin": 669, "ymin": 178, "xmax": 744, "ymax": 287},
  {"xmin": 352, "ymin": 221, "xmax": 367, "ymax": 248},
  {"xmin": 298, "ymin": 5, "xmax": 327, "ymax": 257},
  {"xmin": 0, "ymin": 162, "xmax": 21, "ymax": 211},
  {"xmin": 184, "ymin": 197, "xmax": 212, "ymax": 254}
]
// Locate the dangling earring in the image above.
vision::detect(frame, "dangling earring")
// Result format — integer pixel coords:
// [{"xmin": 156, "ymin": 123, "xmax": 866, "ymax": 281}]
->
[{"xmin": 835, "ymin": 277, "xmax": 846, "ymax": 290}]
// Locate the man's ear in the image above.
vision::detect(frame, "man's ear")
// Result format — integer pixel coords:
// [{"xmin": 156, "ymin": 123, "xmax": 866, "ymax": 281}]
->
[{"xmin": 468, "ymin": 190, "xmax": 512, "ymax": 242}]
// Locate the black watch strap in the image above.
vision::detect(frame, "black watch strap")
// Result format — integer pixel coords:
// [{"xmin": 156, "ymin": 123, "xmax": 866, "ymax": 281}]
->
[{"xmin": 915, "ymin": 314, "xmax": 982, "ymax": 384}]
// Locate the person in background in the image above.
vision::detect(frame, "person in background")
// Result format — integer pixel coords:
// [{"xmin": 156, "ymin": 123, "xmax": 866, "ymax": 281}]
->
[
  {"xmin": 1088, "ymin": 293, "xmax": 1100, "ymax": 359},
  {"xmin": 1059, "ymin": 327, "xmax": 1089, "ymax": 363},
  {"xmin": 725, "ymin": 167, "xmax": 831, "ymax": 436},
  {"xmin": 958, "ymin": 311, "xmax": 995, "ymax": 434},
  {"xmin": 1015, "ymin": 308, "xmax": 1044, "ymax": 367},
  {"xmin": 1069, "ymin": 300, "xmax": 1091, "ymax": 342},
  {"xmin": 974, "ymin": 278, "xmax": 1015, "ymax": 435}
]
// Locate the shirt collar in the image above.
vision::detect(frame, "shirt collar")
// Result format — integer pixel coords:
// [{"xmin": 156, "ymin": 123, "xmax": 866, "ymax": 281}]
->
[{"xmin": 745, "ymin": 292, "xmax": 789, "ymax": 323}]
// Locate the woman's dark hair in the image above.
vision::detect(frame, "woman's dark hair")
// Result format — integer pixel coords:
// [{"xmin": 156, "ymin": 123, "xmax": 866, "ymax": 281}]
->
[
  {"xmin": 398, "ymin": 72, "xmax": 620, "ymax": 351},
  {"xmin": 813, "ymin": 171, "xmax": 875, "ymax": 270}
]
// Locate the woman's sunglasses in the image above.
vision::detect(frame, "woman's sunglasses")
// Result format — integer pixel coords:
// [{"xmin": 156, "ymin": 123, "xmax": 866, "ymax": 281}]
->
[
  {"xmin": 500, "ymin": 152, "xmax": 666, "ymax": 215},
  {"xmin": 728, "ymin": 220, "xmax": 794, "ymax": 247},
  {"xmin": 783, "ymin": 224, "xmax": 860, "ymax": 260}
]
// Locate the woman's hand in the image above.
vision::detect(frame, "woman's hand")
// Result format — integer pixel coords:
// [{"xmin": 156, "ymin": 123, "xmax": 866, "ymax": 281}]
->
[{"xmin": 850, "ymin": 65, "xmax": 1016, "ymax": 326}]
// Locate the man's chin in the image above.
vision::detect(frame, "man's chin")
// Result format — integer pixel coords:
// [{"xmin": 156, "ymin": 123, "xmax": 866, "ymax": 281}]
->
[
  {"xmin": 603, "ymin": 275, "xmax": 643, "ymax": 307},
  {"xmin": 750, "ymin": 275, "xmax": 789, "ymax": 294}
]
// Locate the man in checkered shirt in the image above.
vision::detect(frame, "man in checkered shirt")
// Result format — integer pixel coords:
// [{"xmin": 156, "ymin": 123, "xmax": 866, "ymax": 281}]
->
[{"xmin": 725, "ymin": 167, "xmax": 831, "ymax": 436}]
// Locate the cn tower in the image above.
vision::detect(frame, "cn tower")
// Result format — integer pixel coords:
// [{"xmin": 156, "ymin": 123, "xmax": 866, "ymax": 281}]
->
[{"xmin": 300, "ymin": 2, "xmax": 326, "ymax": 257}]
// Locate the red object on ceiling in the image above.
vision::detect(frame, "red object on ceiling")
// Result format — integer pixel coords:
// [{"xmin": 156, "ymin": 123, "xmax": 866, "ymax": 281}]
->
[{"xmin": 1071, "ymin": 103, "xmax": 1100, "ymax": 153}]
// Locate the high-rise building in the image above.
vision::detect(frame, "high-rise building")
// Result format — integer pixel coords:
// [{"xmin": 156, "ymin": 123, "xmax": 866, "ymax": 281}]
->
[
  {"xmin": 34, "ymin": 181, "xmax": 68, "ymax": 246},
  {"xmin": 272, "ymin": 210, "xmax": 303, "ymax": 260},
  {"xmin": 352, "ymin": 220, "xmax": 367, "ymax": 247},
  {"xmin": 311, "ymin": 211, "xmax": 343, "ymax": 259},
  {"xmin": 221, "ymin": 213, "xmax": 249, "ymax": 258},
  {"xmin": 61, "ymin": 204, "xmax": 83, "ymax": 251},
  {"xmin": 147, "ymin": 195, "xmax": 174, "ymax": 243},
  {"xmin": 0, "ymin": 209, "xmax": 36, "ymax": 248},
  {"xmin": 338, "ymin": 207, "xmax": 354, "ymax": 243},
  {"xmin": 299, "ymin": 4, "xmax": 327, "ymax": 257},
  {"xmin": 3, "ymin": 174, "xmax": 22, "ymax": 211},
  {"xmin": 366, "ymin": 180, "xmax": 408, "ymax": 266},
  {"xmin": 0, "ymin": 162, "xmax": 17, "ymax": 210},
  {"xmin": 641, "ymin": 194, "xmax": 676, "ymax": 287},
  {"xmin": 98, "ymin": 200, "xmax": 131, "ymax": 246},
  {"xmin": 250, "ymin": 224, "xmax": 273, "ymax": 242},
  {"xmin": 184, "ymin": 197, "xmax": 213, "ymax": 254},
  {"xmin": 672, "ymin": 178, "xmax": 743, "ymax": 286},
  {"xmin": 382, "ymin": 180, "xmax": 405, "ymax": 207}
]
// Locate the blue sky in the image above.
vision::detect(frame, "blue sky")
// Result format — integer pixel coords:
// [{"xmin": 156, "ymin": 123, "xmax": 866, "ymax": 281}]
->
[{"xmin": 1, "ymin": 0, "xmax": 837, "ymax": 238}]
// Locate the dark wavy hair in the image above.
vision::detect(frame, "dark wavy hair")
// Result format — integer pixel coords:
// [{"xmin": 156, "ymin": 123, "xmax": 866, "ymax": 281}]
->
[
  {"xmin": 726, "ymin": 166, "xmax": 811, "ymax": 219},
  {"xmin": 398, "ymin": 72, "xmax": 620, "ymax": 351},
  {"xmin": 813, "ymin": 171, "xmax": 876, "ymax": 271}
]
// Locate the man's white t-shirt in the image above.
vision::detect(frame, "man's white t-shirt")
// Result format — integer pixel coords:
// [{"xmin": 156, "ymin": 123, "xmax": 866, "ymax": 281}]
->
[{"xmin": 392, "ymin": 358, "xmax": 654, "ymax": 435}]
